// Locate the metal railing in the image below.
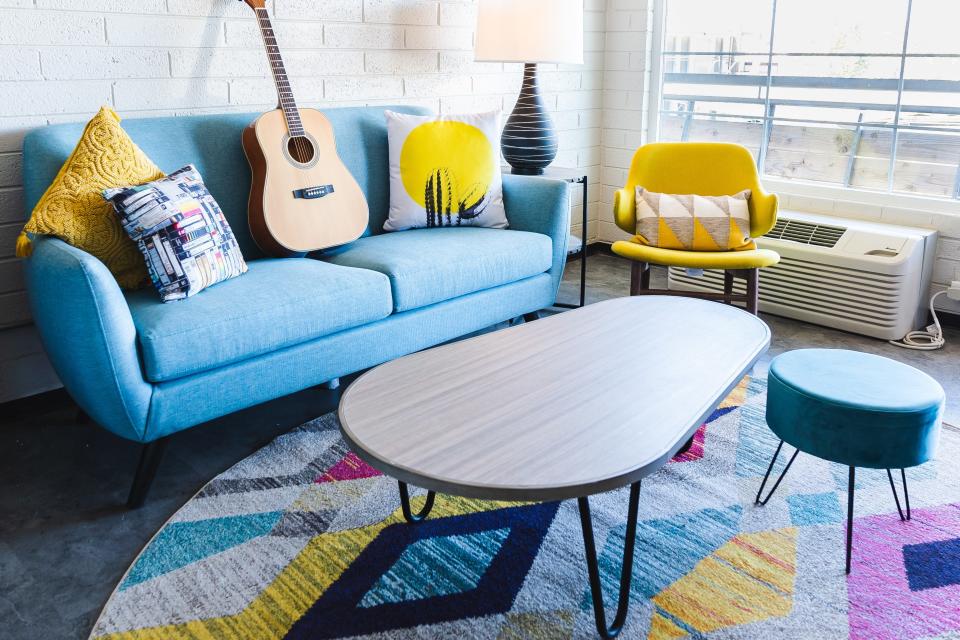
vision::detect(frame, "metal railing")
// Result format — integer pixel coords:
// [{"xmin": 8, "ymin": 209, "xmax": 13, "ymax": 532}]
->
[{"xmin": 659, "ymin": 69, "xmax": 960, "ymax": 199}]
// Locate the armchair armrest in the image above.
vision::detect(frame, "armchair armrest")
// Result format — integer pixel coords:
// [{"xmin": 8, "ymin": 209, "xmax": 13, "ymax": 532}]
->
[
  {"xmin": 750, "ymin": 190, "xmax": 779, "ymax": 238},
  {"xmin": 613, "ymin": 187, "xmax": 635, "ymax": 235},
  {"xmin": 502, "ymin": 174, "xmax": 571, "ymax": 296},
  {"xmin": 23, "ymin": 237, "xmax": 152, "ymax": 442}
]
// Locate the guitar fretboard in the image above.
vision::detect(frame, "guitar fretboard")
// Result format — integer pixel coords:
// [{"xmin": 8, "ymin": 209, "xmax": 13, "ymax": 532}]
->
[{"xmin": 254, "ymin": 7, "xmax": 304, "ymax": 137}]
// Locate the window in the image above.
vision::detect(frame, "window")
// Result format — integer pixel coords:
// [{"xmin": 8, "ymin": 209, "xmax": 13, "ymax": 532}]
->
[{"xmin": 655, "ymin": 0, "xmax": 960, "ymax": 200}]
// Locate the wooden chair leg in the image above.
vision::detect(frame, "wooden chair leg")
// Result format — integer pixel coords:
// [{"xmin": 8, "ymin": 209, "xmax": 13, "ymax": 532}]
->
[
  {"xmin": 723, "ymin": 271, "xmax": 734, "ymax": 305},
  {"xmin": 745, "ymin": 269, "xmax": 759, "ymax": 315},
  {"xmin": 630, "ymin": 262, "xmax": 650, "ymax": 296}
]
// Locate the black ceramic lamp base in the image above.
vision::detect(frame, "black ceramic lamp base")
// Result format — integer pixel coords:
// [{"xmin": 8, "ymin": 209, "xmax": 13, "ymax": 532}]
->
[
  {"xmin": 502, "ymin": 63, "xmax": 558, "ymax": 176},
  {"xmin": 509, "ymin": 166, "xmax": 547, "ymax": 176}
]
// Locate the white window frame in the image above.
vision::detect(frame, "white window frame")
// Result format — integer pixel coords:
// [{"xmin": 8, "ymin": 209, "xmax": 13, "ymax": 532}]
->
[{"xmin": 646, "ymin": 0, "xmax": 960, "ymax": 218}]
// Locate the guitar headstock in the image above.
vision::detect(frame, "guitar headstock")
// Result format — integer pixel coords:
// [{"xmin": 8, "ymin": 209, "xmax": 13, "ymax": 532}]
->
[{"xmin": 238, "ymin": 0, "xmax": 267, "ymax": 10}]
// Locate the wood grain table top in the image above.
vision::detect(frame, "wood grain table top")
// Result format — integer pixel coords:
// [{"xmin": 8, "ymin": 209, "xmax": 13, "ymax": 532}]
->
[{"xmin": 339, "ymin": 296, "xmax": 770, "ymax": 501}]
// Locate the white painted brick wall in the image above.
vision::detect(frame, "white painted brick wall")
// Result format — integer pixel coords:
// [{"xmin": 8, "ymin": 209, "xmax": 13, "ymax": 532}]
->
[
  {"xmin": 598, "ymin": 0, "xmax": 651, "ymax": 244},
  {"xmin": 0, "ymin": 0, "xmax": 608, "ymax": 400}
]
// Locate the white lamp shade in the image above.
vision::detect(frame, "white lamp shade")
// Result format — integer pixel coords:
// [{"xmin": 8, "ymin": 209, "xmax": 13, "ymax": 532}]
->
[{"xmin": 474, "ymin": 0, "xmax": 584, "ymax": 65}]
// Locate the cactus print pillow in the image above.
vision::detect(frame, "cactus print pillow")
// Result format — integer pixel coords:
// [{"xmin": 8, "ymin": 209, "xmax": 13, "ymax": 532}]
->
[{"xmin": 383, "ymin": 110, "xmax": 507, "ymax": 231}]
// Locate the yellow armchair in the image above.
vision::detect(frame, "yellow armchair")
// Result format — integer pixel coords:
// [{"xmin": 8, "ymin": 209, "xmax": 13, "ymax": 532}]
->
[{"xmin": 611, "ymin": 142, "xmax": 780, "ymax": 314}]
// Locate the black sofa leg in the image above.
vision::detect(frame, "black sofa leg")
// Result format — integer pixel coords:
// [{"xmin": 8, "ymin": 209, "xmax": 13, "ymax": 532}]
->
[
  {"xmin": 523, "ymin": 311, "xmax": 540, "ymax": 323},
  {"xmin": 127, "ymin": 437, "xmax": 170, "ymax": 509}
]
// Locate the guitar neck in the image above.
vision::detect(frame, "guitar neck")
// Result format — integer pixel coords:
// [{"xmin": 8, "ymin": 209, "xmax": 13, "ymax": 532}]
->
[{"xmin": 253, "ymin": 6, "xmax": 304, "ymax": 137}]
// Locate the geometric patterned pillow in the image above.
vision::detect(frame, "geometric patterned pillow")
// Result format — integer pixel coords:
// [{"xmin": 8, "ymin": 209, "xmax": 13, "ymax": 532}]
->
[
  {"xmin": 634, "ymin": 187, "xmax": 754, "ymax": 251},
  {"xmin": 103, "ymin": 165, "xmax": 247, "ymax": 302}
]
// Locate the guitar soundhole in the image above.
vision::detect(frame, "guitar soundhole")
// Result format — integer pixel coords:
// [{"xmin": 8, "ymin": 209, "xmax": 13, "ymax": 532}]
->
[{"xmin": 287, "ymin": 136, "xmax": 315, "ymax": 164}]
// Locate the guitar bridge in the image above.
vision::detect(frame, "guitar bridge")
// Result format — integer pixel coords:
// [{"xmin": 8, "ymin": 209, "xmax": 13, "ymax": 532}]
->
[{"xmin": 293, "ymin": 185, "xmax": 335, "ymax": 200}]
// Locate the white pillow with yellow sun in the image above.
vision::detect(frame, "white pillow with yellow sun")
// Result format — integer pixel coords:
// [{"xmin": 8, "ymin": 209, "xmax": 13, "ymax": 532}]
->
[{"xmin": 384, "ymin": 110, "xmax": 507, "ymax": 231}]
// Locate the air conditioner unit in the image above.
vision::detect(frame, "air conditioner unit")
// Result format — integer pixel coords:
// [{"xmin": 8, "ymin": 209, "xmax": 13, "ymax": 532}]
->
[{"xmin": 668, "ymin": 210, "xmax": 938, "ymax": 340}]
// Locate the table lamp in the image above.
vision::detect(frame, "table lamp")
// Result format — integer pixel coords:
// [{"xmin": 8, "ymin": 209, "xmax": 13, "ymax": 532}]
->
[{"xmin": 475, "ymin": 0, "xmax": 584, "ymax": 175}]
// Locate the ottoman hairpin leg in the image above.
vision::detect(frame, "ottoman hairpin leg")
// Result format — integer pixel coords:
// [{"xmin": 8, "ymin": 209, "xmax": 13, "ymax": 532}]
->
[
  {"xmin": 755, "ymin": 440, "xmax": 800, "ymax": 505},
  {"xmin": 846, "ymin": 467, "xmax": 911, "ymax": 573},
  {"xmin": 901, "ymin": 469, "xmax": 911, "ymax": 519},
  {"xmin": 398, "ymin": 481, "xmax": 435, "ymax": 522},
  {"xmin": 578, "ymin": 481, "xmax": 642, "ymax": 639},
  {"xmin": 887, "ymin": 469, "xmax": 910, "ymax": 521},
  {"xmin": 886, "ymin": 468, "xmax": 911, "ymax": 521},
  {"xmin": 846, "ymin": 466, "xmax": 855, "ymax": 574}
]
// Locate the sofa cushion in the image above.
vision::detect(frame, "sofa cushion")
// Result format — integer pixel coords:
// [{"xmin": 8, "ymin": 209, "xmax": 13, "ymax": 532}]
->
[
  {"xmin": 321, "ymin": 227, "xmax": 552, "ymax": 313},
  {"xmin": 126, "ymin": 258, "xmax": 392, "ymax": 382}
]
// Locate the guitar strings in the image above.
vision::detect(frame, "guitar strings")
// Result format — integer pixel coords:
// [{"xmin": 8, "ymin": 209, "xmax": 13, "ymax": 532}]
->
[{"xmin": 255, "ymin": 7, "xmax": 308, "ymax": 163}]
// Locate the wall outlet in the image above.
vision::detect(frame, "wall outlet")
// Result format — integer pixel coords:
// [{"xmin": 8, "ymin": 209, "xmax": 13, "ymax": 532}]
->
[{"xmin": 948, "ymin": 280, "xmax": 960, "ymax": 301}]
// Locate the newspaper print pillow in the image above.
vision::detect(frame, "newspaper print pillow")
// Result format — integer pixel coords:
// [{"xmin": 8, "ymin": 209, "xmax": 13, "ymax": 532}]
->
[{"xmin": 103, "ymin": 165, "xmax": 247, "ymax": 302}]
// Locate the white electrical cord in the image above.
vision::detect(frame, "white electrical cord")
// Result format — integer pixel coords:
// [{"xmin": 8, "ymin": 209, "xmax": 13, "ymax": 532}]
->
[{"xmin": 889, "ymin": 290, "xmax": 947, "ymax": 350}]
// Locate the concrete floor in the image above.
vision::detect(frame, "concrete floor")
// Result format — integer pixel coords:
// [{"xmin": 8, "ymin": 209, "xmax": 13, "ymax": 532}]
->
[{"xmin": 1, "ymin": 252, "xmax": 957, "ymax": 639}]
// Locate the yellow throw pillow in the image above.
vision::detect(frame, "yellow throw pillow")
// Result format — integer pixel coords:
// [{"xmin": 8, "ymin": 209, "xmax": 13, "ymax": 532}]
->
[
  {"xmin": 16, "ymin": 106, "xmax": 164, "ymax": 289},
  {"xmin": 634, "ymin": 187, "xmax": 755, "ymax": 252}
]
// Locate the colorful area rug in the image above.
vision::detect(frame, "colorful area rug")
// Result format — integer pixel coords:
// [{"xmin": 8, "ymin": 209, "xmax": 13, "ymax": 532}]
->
[{"xmin": 91, "ymin": 376, "xmax": 960, "ymax": 639}]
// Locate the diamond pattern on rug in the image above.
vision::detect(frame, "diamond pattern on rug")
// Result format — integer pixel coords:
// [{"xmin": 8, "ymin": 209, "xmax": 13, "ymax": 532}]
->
[
  {"xmin": 198, "ymin": 440, "xmax": 348, "ymax": 498},
  {"xmin": 316, "ymin": 451, "xmax": 381, "ymax": 484},
  {"xmin": 283, "ymin": 502, "xmax": 560, "ymax": 639},
  {"xmin": 848, "ymin": 503, "xmax": 960, "ymax": 640},
  {"xmin": 589, "ymin": 505, "xmax": 742, "ymax": 610},
  {"xmin": 788, "ymin": 491, "xmax": 844, "ymax": 526},
  {"xmin": 670, "ymin": 422, "xmax": 708, "ymax": 463},
  {"xmin": 499, "ymin": 609, "xmax": 576, "ymax": 639},
  {"xmin": 121, "ymin": 511, "xmax": 283, "ymax": 590},
  {"xmin": 735, "ymin": 401, "xmax": 780, "ymax": 478},
  {"xmin": 903, "ymin": 537, "xmax": 960, "ymax": 591},
  {"xmin": 89, "ymin": 376, "xmax": 960, "ymax": 640},
  {"xmin": 669, "ymin": 406, "xmax": 737, "ymax": 464},
  {"xmin": 269, "ymin": 510, "xmax": 337, "ymax": 538},
  {"xmin": 358, "ymin": 528, "xmax": 510, "ymax": 607}
]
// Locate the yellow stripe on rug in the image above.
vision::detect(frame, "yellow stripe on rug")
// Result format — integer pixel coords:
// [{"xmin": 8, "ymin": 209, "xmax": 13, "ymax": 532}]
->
[
  {"xmin": 648, "ymin": 527, "xmax": 797, "ymax": 638},
  {"xmin": 95, "ymin": 495, "xmax": 513, "ymax": 640}
]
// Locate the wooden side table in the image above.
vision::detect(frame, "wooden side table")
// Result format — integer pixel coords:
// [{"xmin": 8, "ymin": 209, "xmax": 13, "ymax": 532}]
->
[{"xmin": 505, "ymin": 165, "xmax": 588, "ymax": 308}]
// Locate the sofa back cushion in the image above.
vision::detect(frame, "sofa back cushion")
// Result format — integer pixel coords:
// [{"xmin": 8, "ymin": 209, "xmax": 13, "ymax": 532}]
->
[{"xmin": 22, "ymin": 105, "xmax": 430, "ymax": 261}]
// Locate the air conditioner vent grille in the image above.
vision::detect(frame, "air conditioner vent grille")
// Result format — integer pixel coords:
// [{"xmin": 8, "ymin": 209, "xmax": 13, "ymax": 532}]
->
[{"xmin": 765, "ymin": 218, "xmax": 846, "ymax": 248}]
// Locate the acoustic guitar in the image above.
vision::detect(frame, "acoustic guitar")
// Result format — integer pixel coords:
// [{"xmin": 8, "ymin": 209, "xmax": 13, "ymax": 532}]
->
[{"xmin": 239, "ymin": 0, "xmax": 369, "ymax": 257}]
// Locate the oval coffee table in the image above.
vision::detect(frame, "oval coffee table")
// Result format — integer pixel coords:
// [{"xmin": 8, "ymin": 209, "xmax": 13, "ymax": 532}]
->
[{"xmin": 339, "ymin": 296, "xmax": 770, "ymax": 638}]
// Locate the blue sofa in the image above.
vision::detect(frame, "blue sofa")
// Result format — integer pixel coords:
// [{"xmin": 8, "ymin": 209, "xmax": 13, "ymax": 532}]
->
[{"xmin": 21, "ymin": 106, "xmax": 570, "ymax": 505}]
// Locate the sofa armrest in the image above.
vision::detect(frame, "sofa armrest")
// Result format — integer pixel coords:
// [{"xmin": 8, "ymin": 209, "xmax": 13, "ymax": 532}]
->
[
  {"xmin": 23, "ymin": 237, "xmax": 153, "ymax": 442},
  {"xmin": 502, "ymin": 174, "xmax": 571, "ymax": 296}
]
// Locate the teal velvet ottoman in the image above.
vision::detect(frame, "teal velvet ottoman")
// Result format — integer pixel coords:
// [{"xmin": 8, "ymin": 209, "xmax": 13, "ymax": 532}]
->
[{"xmin": 755, "ymin": 348, "xmax": 944, "ymax": 573}]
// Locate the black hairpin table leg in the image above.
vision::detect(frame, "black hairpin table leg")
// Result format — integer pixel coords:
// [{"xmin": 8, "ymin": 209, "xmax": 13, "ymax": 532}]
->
[
  {"xmin": 398, "ymin": 481, "xmax": 435, "ymax": 523},
  {"xmin": 578, "ymin": 481, "xmax": 642, "ymax": 639},
  {"xmin": 755, "ymin": 439, "xmax": 800, "ymax": 505}
]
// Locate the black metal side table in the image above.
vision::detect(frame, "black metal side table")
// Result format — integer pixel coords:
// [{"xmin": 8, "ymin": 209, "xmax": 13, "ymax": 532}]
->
[{"xmin": 505, "ymin": 166, "xmax": 588, "ymax": 308}]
